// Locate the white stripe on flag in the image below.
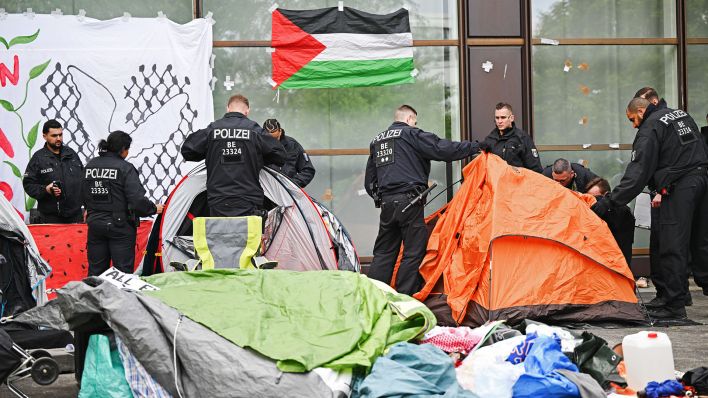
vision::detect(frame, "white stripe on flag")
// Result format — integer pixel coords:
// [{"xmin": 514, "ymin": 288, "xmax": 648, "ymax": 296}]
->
[{"xmin": 312, "ymin": 32, "xmax": 413, "ymax": 62}]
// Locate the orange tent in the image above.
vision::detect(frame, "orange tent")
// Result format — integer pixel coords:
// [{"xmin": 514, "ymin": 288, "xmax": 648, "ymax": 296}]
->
[{"xmin": 410, "ymin": 153, "xmax": 644, "ymax": 326}]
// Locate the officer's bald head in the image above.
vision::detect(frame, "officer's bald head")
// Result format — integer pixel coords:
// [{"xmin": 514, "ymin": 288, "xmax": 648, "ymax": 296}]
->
[
  {"xmin": 395, "ymin": 105, "xmax": 418, "ymax": 127},
  {"xmin": 626, "ymin": 97, "xmax": 650, "ymax": 128},
  {"xmin": 627, "ymin": 97, "xmax": 650, "ymax": 113},
  {"xmin": 227, "ymin": 94, "xmax": 250, "ymax": 115}
]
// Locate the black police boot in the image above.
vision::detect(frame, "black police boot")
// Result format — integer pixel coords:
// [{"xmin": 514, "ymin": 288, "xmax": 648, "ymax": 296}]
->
[
  {"xmin": 644, "ymin": 296, "xmax": 666, "ymax": 309},
  {"xmin": 684, "ymin": 293, "xmax": 693, "ymax": 307},
  {"xmin": 703, "ymin": 287, "xmax": 708, "ymax": 296},
  {"xmin": 647, "ymin": 306, "xmax": 687, "ymax": 320}
]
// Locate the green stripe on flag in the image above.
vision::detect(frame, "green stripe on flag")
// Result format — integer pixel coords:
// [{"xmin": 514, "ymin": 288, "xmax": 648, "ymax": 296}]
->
[{"xmin": 280, "ymin": 58, "xmax": 414, "ymax": 89}]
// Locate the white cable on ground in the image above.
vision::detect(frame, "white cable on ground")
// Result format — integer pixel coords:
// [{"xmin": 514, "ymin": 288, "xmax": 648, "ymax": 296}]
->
[{"xmin": 173, "ymin": 315, "xmax": 184, "ymax": 398}]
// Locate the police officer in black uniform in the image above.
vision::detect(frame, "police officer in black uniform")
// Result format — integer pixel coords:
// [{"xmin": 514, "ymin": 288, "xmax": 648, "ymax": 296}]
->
[
  {"xmin": 83, "ymin": 131, "xmax": 162, "ymax": 276},
  {"xmin": 633, "ymin": 87, "xmax": 692, "ymax": 308},
  {"xmin": 181, "ymin": 94, "xmax": 286, "ymax": 216},
  {"xmin": 592, "ymin": 97, "xmax": 708, "ymax": 319},
  {"xmin": 263, "ymin": 118, "xmax": 316, "ymax": 188},
  {"xmin": 23, "ymin": 119, "xmax": 84, "ymax": 223},
  {"xmin": 364, "ymin": 105, "xmax": 480, "ymax": 295},
  {"xmin": 542, "ymin": 158, "xmax": 599, "ymax": 193},
  {"xmin": 481, "ymin": 102, "xmax": 543, "ymax": 173}
]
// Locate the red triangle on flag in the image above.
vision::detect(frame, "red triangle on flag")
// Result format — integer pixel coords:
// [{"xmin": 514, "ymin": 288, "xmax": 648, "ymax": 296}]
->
[{"xmin": 271, "ymin": 10, "xmax": 326, "ymax": 88}]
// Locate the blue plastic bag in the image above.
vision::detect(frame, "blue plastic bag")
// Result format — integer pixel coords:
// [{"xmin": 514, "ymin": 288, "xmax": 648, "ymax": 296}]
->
[
  {"xmin": 512, "ymin": 335, "xmax": 580, "ymax": 398},
  {"xmin": 79, "ymin": 334, "xmax": 133, "ymax": 398}
]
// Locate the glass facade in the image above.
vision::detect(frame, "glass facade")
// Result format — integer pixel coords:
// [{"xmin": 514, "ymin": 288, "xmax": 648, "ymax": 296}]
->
[
  {"xmin": 533, "ymin": 45, "xmax": 678, "ymax": 145},
  {"xmin": 2, "ymin": 0, "xmax": 706, "ymax": 258},
  {"xmin": 205, "ymin": 0, "xmax": 458, "ymax": 40},
  {"xmin": 532, "ymin": 0, "xmax": 676, "ymax": 38}
]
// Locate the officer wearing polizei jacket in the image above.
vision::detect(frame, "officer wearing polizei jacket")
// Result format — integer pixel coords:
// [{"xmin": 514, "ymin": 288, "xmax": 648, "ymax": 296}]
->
[
  {"xmin": 364, "ymin": 104, "xmax": 480, "ymax": 295},
  {"xmin": 23, "ymin": 119, "xmax": 84, "ymax": 223},
  {"xmin": 481, "ymin": 102, "xmax": 543, "ymax": 173},
  {"xmin": 542, "ymin": 158, "xmax": 599, "ymax": 193},
  {"xmin": 263, "ymin": 118, "xmax": 316, "ymax": 188},
  {"xmin": 83, "ymin": 131, "xmax": 163, "ymax": 276},
  {"xmin": 181, "ymin": 94, "xmax": 287, "ymax": 216},
  {"xmin": 592, "ymin": 97, "xmax": 708, "ymax": 319}
]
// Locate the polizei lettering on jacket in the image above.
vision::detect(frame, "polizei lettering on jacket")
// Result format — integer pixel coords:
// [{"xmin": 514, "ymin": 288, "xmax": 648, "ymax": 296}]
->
[
  {"xmin": 659, "ymin": 110, "xmax": 688, "ymax": 125},
  {"xmin": 213, "ymin": 129, "xmax": 250, "ymax": 140},
  {"xmin": 85, "ymin": 168, "xmax": 118, "ymax": 180},
  {"xmin": 372, "ymin": 129, "xmax": 402, "ymax": 143}
]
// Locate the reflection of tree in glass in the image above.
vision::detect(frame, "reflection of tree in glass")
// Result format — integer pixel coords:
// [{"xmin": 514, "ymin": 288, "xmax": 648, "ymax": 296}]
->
[
  {"xmin": 207, "ymin": 0, "xmax": 437, "ymax": 40},
  {"xmin": 533, "ymin": 0, "xmax": 672, "ymax": 38},
  {"xmin": 533, "ymin": 0, "xmax": 677, "ymax": 181},
  {"xmin": 686, "ymin": 0, "xmax": 708, "ymax": 38}
]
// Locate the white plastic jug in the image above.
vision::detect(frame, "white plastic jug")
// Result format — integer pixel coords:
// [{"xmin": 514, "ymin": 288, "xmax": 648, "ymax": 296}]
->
[{"xmin": 622, "ymin": 331, "xmax": 675, "ymax": 391}]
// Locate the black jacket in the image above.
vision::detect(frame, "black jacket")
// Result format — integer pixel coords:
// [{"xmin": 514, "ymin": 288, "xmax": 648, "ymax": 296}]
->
[
  {"xmin": 482, "ymin": 123, "xmax": 543, "ymax": 173},
  {"xmin": 610, "ymin": 105, "xmax": 708, "ymax": 207},
  {"xmin": 269, "ymin": 132, "xmax": 315, "ymax": 188},
  {"xmin": 542, "ymin": 163, "xmax": 599, "ymax": 193},
  {"xmin": 83, "ymin": 152, "xmax": 156, "ymax": 225},
  {"xmin": 365, "ymin": 121, "xmax": 479, "ymax": 197},
  {"xmin": 701, "ymin": 126, "xmax": 708, "ymax": 148},
  {"xmin": 181, "ymin": 112, "xmax": 287, "ymax": 207},
  {"xmin": 23, "ymin": 144, "xmax": 84, "ymax": 218}
]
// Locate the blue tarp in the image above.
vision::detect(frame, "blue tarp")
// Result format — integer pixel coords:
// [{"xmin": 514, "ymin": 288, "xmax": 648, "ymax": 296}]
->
[{"xmin": 356, "ymin": 342, "xmax": 478, "ymax": 398}]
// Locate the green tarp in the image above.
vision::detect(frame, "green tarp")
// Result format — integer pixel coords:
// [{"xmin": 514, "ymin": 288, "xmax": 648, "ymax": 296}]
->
[{"xmin": 144, "ymin": 269, "xmax": 435, "ymax": 373}]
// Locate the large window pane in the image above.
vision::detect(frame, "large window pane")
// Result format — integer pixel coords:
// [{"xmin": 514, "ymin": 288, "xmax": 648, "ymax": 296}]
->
[
  {"xmin": 532, "ymin": 0, "xmax": 675, "ymax": 38},
  {"xmin": 533, "ymin": 45, "xmax": 677, "ymax": 145},
  {"xmin": 687, "ymin": 0, "xmax": 708, "ymax": 38},
  {"xmin": 212, "ymin": 46, "xmax": 460, "ymax": 149},
  {"xmin": 204, "ymin": 0, "xmax": 457, "ymax": 40},
  {"xmin": 687, "ymin": 45, "xmax": 708, "ymax": 122},
  {"xmin": 0, "ymin": 0, "xmax": 193, "ymax": 23}
]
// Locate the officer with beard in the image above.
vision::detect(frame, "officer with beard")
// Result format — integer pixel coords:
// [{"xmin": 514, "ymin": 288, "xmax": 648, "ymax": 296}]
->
[
  {"xmin": 592, "ymin": 97, "xmax": 708, "ymax": 319},
  {"xmin": 23, "ymin": 119, "xmax": 84, "ymax": 223}
]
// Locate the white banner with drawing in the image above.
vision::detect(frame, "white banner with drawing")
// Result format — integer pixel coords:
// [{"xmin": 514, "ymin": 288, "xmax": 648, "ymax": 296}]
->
[{"xmin": 0, "ymin": 13, "xmax": 214, "ymax": 218}]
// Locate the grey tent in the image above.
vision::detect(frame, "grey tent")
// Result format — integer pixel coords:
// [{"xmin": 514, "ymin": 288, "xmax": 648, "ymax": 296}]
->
[
  {"xmin": 14, "ymin": 280, "xmax": 353, "ymax": 398},
  {"xmin": 0, "ymin": 195, "xmax": 50, "ymax": 316},
  {"xmin": 153, "ymin": 164, "xmax": 360, "ymax": 273}
]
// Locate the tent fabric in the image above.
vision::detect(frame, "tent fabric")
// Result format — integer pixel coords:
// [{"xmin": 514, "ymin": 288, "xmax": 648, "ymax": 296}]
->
[
  {"xmin": 28, "ymin": 222, "xmax": 153, "ymax": 298},
  {"xmin": 159, "ymin": 164, "xmax": 360, "ymax": 273},
  {"xmin": 412, "ymin": 153, "xmax": 643, "ymax": 326},
  {"xmin": 192, "ymin": 217, "xmax": 262, "ymax": 269},
  {"xmin": 14, "ymin": 279, "xmax": 350, "ymax": 398},
  {"xmin": 356, "ymin": 342, "xmax": 479, "ymax": 398},
  {"xmin": 143, "ymin": 269, "xmax": 435, "ymax": 373},
  {"xmin": 0, "ymin": 195, "xmax": 49, "ymax": 307}
]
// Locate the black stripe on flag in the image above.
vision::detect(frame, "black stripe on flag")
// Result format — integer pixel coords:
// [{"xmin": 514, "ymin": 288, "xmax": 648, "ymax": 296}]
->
[{"xmin": 278, "ymin": 7, "xmax": 410, "ymax": 35}]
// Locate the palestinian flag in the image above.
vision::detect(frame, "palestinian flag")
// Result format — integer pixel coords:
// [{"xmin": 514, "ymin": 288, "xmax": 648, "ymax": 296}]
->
[{"xmin": 271, "ymin": 7, "xmax": 415, "ymax": 89}]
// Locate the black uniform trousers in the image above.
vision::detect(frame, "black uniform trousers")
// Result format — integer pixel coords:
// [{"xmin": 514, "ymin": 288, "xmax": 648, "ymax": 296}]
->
[
  {"xmin": 86, "ymin": 220, "xmax": 137, "ymax": 276},
  {"xmin": 655, "ymin": 172, "xmax": 708, "ymax": 309},
  {"xmin": 650, "ymin": 206, "xmax": 690, "ymax": 301},
  {"xmin": 649, "ymin": 205, "xmax": 667, "ymax": 298},
  {"xmin": 368, "ymin": 193, "xmax": 427, "ymax": 296}
]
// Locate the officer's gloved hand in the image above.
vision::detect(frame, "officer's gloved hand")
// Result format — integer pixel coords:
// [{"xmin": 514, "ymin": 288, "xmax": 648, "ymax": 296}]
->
[
  {"xmin": 591, "ymin": 196, "xmax": 612, "ymax": 219},
  {"xmin": 479, "ymin": 141, "xmax": 492, "ymax": 153}
]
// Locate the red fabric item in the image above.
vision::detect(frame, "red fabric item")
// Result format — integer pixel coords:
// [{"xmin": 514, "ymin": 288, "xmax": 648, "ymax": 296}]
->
[
  {"xmin": 420, "ymin": 326, "xmax": 482, "ymax": 355},
  {"xmin": 271, "ymin": 9, "xmax": 326, "ymax": 87},
  {"xmin": 28, "ymin": 222, "xmax": 153, "ymax": 299}
]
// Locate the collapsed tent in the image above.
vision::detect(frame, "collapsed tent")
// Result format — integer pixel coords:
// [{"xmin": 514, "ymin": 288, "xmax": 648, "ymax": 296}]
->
[
  {"xmin": 14, "ymin": 269, "xmax": 435, "ymax": 397},
  {"xmin": 0, "ymin": 195, "xmax": 50, "ymax": 316},
  {"xmin": 148, "ymin": 164, "xmax": 359, "ymax": 273},
  {"xmin": 410, "ymin": 153, "xmax": 644, "ymax": 327}
]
